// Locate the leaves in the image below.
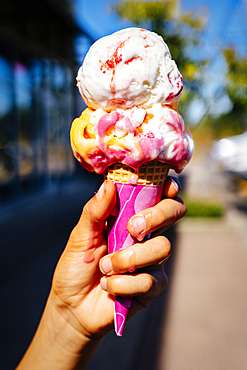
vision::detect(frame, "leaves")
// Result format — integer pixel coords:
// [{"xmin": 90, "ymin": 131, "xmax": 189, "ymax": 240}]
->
[
  {"xmin": 223, "ymin": 48, "xmax": 247, "ymax": 110},
  {"xmin": 114, "ymin": 0, "xmax": 177, "ymax": 25},
  {"xmin": 112, "ymin": 0, "xmax": 208, "ymax": 121},
  {"xmin": 204, "ymin": 48, "xmax": 247, "ymax": 138},
  {"xmin": 180, "ymin": 11, "xmax": 207, "ymax": 30}
]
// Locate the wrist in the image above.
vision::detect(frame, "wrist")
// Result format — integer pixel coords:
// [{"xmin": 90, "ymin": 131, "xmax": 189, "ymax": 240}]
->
[
  {"xmin": 17, "ymin": 292, "xmax": 102, "ymax": 370},
  {"xmin": 47, "ymin": 291, "xmax": 103, "ymax": 356}
]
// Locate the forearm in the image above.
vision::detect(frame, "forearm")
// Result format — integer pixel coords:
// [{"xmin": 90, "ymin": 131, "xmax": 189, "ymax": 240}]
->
[{"xmin": 16, "ymin": 293, "xmax": 102, "ymax": 370}]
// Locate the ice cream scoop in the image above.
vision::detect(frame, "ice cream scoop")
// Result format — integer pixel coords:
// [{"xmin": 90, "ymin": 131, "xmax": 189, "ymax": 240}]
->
[
  {"xmin": 76, "ymin": 27, "xmax": 183, "ymax": 110},
  {"xmin": 71, "ymin": 105, "xmax": 193, "ymax": 181},
  {"xmin": 71, "ymin": 28, "xmax": 193, "ymax": 180}
]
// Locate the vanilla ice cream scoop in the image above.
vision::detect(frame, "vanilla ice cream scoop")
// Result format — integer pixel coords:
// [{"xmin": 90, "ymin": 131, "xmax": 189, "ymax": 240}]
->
[{"xmin": 77, "ymin": 28, "xmax": 183, "ymax": 110}]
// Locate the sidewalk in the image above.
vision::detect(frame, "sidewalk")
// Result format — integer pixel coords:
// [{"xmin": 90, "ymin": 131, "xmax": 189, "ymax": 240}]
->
[{"xmin": 157, "ymin": 155, "xmax": 247, "ymax": 370}]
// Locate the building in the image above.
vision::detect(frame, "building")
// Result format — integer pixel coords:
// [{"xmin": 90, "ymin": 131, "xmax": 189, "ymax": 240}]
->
[{"xmin": 0, "ymin": 0, "xmax": 94, "ymax": 204}]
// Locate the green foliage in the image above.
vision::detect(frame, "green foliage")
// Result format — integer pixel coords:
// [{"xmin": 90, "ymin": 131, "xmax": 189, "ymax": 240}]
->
[
  {"xmin": 182, "ymin": 196, "xmax": 225, "ymax": 218},
  {"xmin": 202, "ymin": 109, "xmax": 246, "ymax": 139},
  {"xmin": 223, "ymin": 48, "xmax": 247, "ymax": 116},
  {"xmin": 180, "ymin": 11, "xmax": 205, "ymax": 31},
  {"xmin": 114, "ymin": 0, "xmax": 176, "ymax": 27},
  {"xmin": 203, "ymin": 48, "xmax": 247, "ymax": 139},
  {"xmin": 112, "ymin": 0, "xmax": 208, "ymax": 118},
  {"xmin": 113, "ymin": 1, "xmax": 247, "ymax": 138}
]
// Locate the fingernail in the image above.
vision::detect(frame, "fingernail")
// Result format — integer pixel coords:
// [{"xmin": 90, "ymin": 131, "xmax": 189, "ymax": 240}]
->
[
  {"xmin": 100, "ymin": 257, "xmax": 113, "ymax": 274},
  {"xmin": 131, "ymin": 216, "xmax": 146, "ymax": 240},
  {"xmin": 171, "ymin": 177, "xmax": 180, "ymax": 192},
  {"xmin": 100, "ymin": 277, "xmax": 107, "ymax": 291},
  {"xmin": 96, "ymin": 182, "xmax": 106, "ymax": 202}
]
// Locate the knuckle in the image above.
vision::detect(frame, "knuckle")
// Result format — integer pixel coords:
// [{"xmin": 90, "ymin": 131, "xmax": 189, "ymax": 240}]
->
[
  {"xmin": 174, "ymin": 198, "xmax": 187, "ymax": 221},
  {"xmin": 112, "ymin": 248, "xmax": 136, "ymax": 273},
  {"xmin": 68, "ymin": 226, "xmax": 81, "ymax": 245},
  {"xmin": 155, "ymin": 206, "xmax": 167, "ymax": 223},
  {"xmin": 108, "ymin": 276, "xmax": 121, "ymax": 294},
  {"xmin": 116, "ymin": 250, "xmax": 127, "ymax": 267},
  {"xmin": 82, "ymin": 201, "xmax": 91, "ymax": 219},
  {"xmin": 141, "ymin": 274, "xmax": 154, "ymax": 294},
  {"xmin": 182, "ymin": 202, "xmax": 187, "ymax": 217},
  {"xmin": 155, "ymin": 235, "xmax": 171, "ymax": 259},
  {"xmin": 111, "ymin": 251, "xmax": 125, "ymax": 273},
  {"xmin": 172, "ymin": 207, "xmax": 182, "ymax": 223}
]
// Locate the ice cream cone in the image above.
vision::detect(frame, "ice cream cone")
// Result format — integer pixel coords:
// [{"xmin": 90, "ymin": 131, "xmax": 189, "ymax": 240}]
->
[
  {"xmin": 104, "ymin": 160, "xmax": 170, "ymax": 186},
  {"xmin": 105, "ymin": 160, "xmax": 170, "ymax": 336},
  {"xmin": 71, "ymin": 27, "xmax": 194, "ymax": 337}
]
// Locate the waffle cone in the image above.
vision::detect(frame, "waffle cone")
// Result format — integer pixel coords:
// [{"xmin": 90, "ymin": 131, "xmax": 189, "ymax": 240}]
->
[{"xmin": 104, "ymin": 160, "xmax": 170, "ymax": 186}]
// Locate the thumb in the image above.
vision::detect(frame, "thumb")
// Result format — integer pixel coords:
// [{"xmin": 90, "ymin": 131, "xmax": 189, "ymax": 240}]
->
[{"xmin": 68, "ymin": 180, "xmax": 117, "ymax": 249}]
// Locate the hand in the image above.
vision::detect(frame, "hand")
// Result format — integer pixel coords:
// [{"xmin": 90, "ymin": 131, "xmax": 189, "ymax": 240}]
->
[
  {"xmin": 51, "ymin": 177, "xmax": 186, "ymax": 339},
  {"xmin": 16, "ymin": 177, "xmax": 186, "ymax": 370}
]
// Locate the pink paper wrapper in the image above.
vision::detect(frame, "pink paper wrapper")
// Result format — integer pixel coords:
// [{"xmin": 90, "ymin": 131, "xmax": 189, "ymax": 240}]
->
[{"xmin": 107, "ymin": 183, "xmax": 164, "ymax": 336}]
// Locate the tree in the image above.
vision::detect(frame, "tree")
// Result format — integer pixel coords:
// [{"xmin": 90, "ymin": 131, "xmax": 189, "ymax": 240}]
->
[
  {"xmin": 112, "ymin": 0, "xmax": 208, "ymax": 120},
  {"xmin": 224, "ymin": 48, "xmax": 247, "ymax": 119},
  {"xmin": 203, "ymin": 48, "xmax": 247, "ymax": 138}
]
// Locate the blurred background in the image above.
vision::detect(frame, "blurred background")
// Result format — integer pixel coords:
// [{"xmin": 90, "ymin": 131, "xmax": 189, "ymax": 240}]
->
[{"xmin": 0, "ymin": 0, "xmax": 247, "ymax": 369}]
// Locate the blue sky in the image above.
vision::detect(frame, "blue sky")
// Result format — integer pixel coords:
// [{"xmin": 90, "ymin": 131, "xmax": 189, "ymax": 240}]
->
[
  {"xmin": 75, "ymin": 0, "xmax": 247, "ymax": 57},
  {"xmin": 74, "ymin": 0, "xmax": 247, "ymax": 123}
]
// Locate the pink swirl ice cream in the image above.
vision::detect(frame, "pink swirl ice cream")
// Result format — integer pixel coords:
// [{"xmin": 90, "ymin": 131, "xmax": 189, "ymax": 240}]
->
[{"xmin": 71, "ymin": 27, "xmax": 193, "ymax": 177}]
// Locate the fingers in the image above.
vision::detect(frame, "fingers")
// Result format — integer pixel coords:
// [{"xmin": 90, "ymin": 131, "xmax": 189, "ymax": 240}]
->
[
  {"xmin": 127, "ymin": 176, "xmax": 185, "ymax": 241},
  {"xmin": 163, "ymin": 176, "xmax": 181, "ymax": 198},
  {"xmin": 127, "ymin": 197, "xmax": 186, "ymax": 241},
  {"xmin": 99, "ymin": 235, "xmax": 171, "ymax": 275},
  {"xmin": 69, "ymin": 180, "xmax": 117, "ymax": 246},
  {"xmin": 85, "ymin": 180, "xmax": 117, "ymax": 222},
  {"xmin": 100, "ymin": 265, "xmax": 168, "ymax": 315},
  {"xmin": 100, "ymin": 267, "xmax": 168, "ymax": 298},
  {"xmin": 99, "ymin": 230, "xmax": 171, "ymax": 303}
]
